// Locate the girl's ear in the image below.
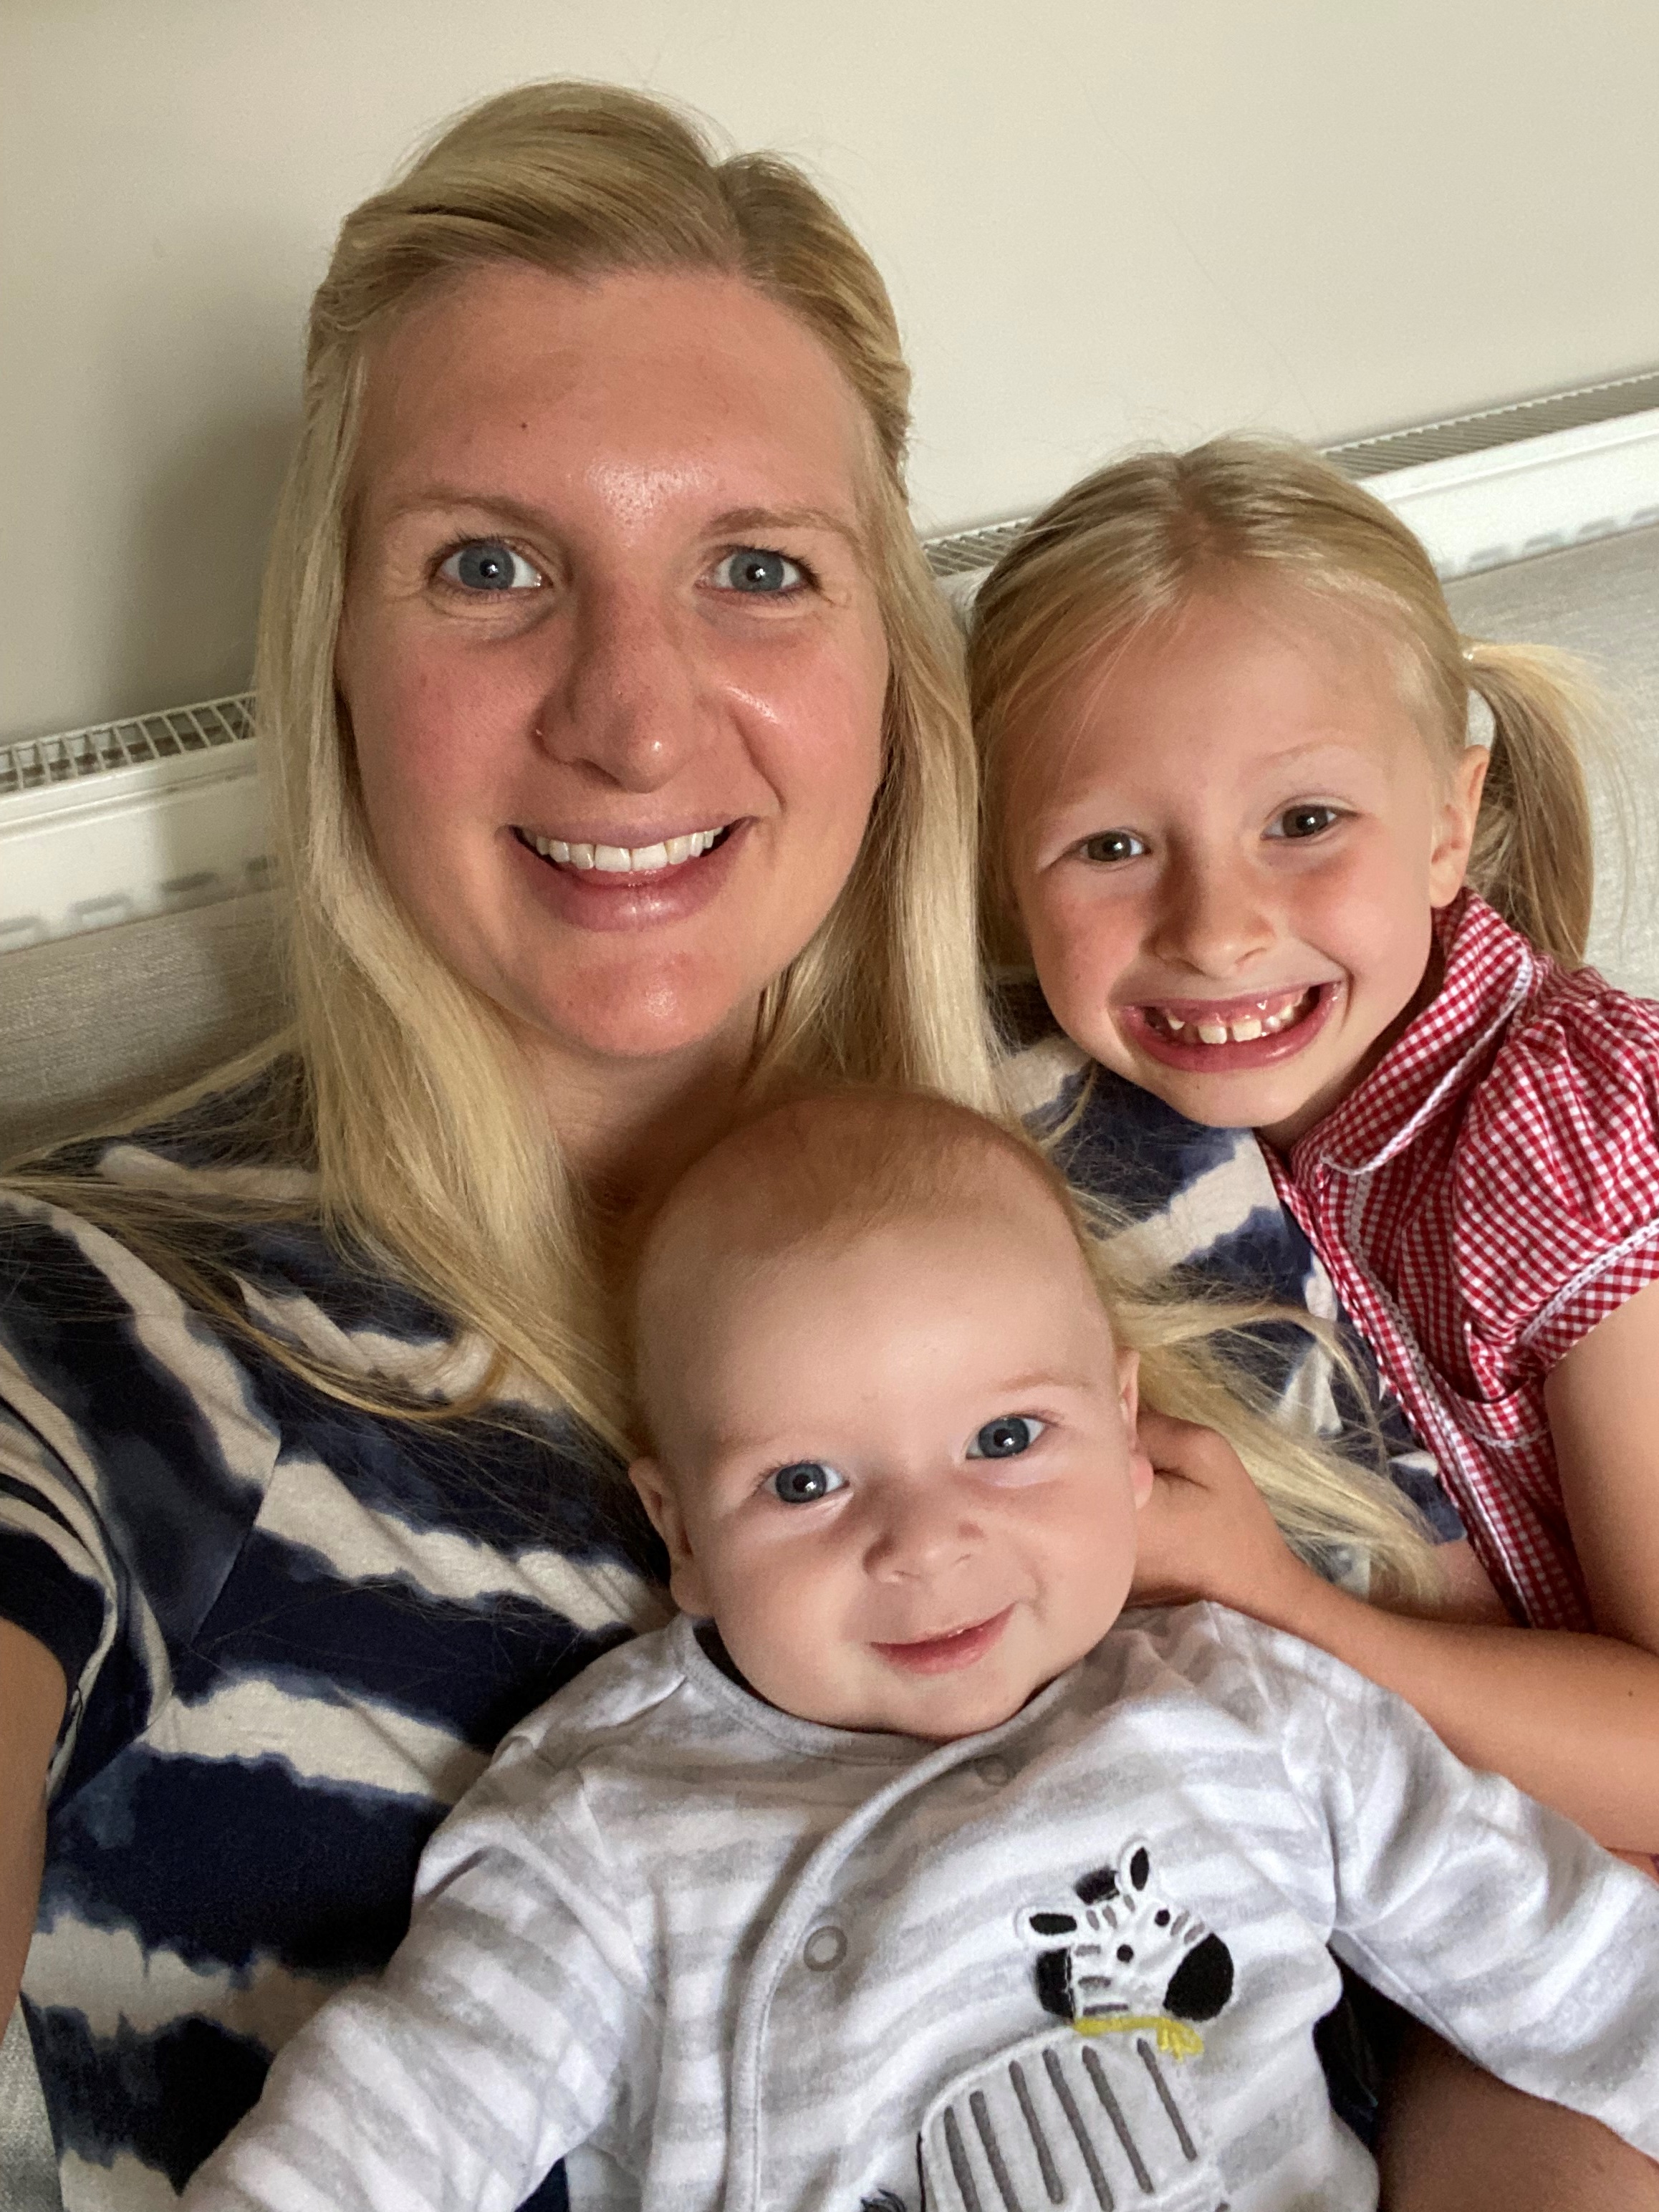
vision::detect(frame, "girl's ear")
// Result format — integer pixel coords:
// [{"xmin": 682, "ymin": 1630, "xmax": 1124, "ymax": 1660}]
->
[
  {"xmin": 1116, "ymin": 1348, "xmax": 1156, "ymax": 1509},
  {"xmin": 1428, "ymin": 743, "xmax": 1490, "ymax": 908},
  {"xmin": 627, "ymin": 1458, "xmax": 713, "ymax": 1616}
]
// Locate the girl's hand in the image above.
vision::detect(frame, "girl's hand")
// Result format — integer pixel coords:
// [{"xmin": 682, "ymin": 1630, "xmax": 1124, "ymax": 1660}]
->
[{"xmin": 1130, "ymin": 1409, "xmax": 1315, "ymax": 1627}]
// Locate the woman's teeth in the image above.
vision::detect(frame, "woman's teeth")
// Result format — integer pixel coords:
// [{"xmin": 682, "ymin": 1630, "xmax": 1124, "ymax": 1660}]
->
[
  {"xmin": 1153, "ymin": 991, "xmax": 1313, "ymax": 1044},
  {"xmin": 528, "ymin": 827, "xmax": 727, "ymax": 872}
]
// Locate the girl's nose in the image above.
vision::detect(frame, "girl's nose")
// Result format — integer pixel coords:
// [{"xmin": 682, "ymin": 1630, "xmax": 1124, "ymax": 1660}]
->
[
  {"xmin": 533, "ymin": 580, "xmax": 701, "ymax": 791},
  {"xmin": 1150, "ymin": 855, "xmax": 1275, "ymax": 976}
]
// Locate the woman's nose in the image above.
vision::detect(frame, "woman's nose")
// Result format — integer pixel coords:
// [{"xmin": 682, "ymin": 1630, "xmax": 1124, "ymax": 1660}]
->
[
  {"xmin": 534, "ymin": 581, "xmax": 701, "ymax": 791},
  {"xmin": 1150, "ymin": 855, "xmax": 1275, "ymax": 976}
]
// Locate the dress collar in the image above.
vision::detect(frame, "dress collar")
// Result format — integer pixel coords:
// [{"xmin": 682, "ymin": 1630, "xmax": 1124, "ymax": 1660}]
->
[{"xmin": 1284, "ymin": 893, "xmax": 1535, "ymax": 1177}]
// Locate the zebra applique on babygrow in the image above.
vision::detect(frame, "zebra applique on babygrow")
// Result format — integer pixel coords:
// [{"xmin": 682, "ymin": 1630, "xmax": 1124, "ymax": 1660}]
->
[{"xmin": 913, "ymin": 1840, "xmax": 1235, "ymax": 2212}]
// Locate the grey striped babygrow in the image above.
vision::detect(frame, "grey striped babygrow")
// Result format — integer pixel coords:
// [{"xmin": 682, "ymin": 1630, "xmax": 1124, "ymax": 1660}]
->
[{"xmin": 186, "ymin": 1604, "xmax": 1659, "ymax": 2212}]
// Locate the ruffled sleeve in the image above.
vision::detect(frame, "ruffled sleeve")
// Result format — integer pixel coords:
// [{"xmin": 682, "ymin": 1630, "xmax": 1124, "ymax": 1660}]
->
[{"xmin": 1452, "ymin": 968, "xmax": 1659, "ymax": 1378}]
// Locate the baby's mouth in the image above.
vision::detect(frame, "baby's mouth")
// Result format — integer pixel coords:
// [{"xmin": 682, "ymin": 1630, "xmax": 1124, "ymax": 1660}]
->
[
  {"xmin": 1140, "ymin": 985, "xmax": 1317, "ymax": 1046},
  {"xmin": 871, "ymin": 1607, "xmax": 1013, "ymax": 1674},
  {"xmin": 514, "ymin": 823, "xmax": 734, "ymax": 875}
]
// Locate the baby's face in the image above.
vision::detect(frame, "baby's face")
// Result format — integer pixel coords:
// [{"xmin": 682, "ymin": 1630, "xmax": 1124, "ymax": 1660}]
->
[{"xmin": 631, "ymin": 1165, "xmax": 1153, "ymax": 1739}]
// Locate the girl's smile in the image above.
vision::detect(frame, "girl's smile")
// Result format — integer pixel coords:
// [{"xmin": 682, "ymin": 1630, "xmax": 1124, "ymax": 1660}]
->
[
  {"xmin": 1122, "ymin": 979, "xmax": 1339, "ymax": 1069},
  {"xmin": 1008, "ymin": 585, "xmax": 1487, "ymax": 1148}
]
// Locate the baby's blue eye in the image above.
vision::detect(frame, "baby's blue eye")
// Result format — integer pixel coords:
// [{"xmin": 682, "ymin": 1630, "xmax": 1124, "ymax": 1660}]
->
[
  {"xmin": 769, "ymin": 1461, "xmax": 847, "ymax": 1504},
  {"xmin": 712, "ymin": 548, "xmax": 805, "ymax": 595},
  {"xmin": 967, "ymin": 1416, "xmax": 1047, "ymax": 1461},
  {"xmin": 1080, "ymin": 830, "xmax": 1146, "ymax": 865},
  {"xmin": 440, "ymin": 542, "xmax": 544, "ymax": 592},
  {"xmin": 1268, "ymin": 804, "xmax": 1341, "ymax": 841}
]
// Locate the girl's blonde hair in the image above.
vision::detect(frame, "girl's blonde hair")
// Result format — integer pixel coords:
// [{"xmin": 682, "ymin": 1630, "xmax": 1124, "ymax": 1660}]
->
[
  {"xmin": 5, "ymin": 82, "xmax": 994, "ymax": 1454},
  {"xmin": 631, "ymin": 1087, "xmax": 1439, "ymax": 1599},
  {"xmin": 969, "ymin": 435, "xmax": 1601, "ymax": 971}
]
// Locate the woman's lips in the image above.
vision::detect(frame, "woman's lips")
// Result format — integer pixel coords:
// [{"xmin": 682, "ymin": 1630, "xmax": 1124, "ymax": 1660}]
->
[
  {"xmin": 871, "ymin": 1607, "xmax": 1013, "ymax": 1675},
  {"xmin": 1119, "ymin": 981, "xmax": 1337, "ymax": 1072},
  {"xmin": 508, "ymin": 819, "xmax": 746, "ymax": 933}
]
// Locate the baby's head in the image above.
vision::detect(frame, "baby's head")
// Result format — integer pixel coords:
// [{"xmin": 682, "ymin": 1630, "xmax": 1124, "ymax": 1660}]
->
[
  {"xmin": 968, "ymin": 436, "xmax": 1595, "ymax": 1145},
  {"xmin": 628, "ymin": 1090, "xmax": 1153, "ymax": 1740}
]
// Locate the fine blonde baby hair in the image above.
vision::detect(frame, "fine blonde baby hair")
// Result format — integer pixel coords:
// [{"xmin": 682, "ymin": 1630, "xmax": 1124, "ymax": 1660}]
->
[
  {"xmin": 4, "ymin": 83, "xmax": 994, "ymax": 1461},
  {"xmin": 631, "ymin": 1088, "xmax": 1441, "ymax": 1599},
  {"xmin": 968, "ymin": 435, "xmax": 1602, "ymax": 972}
]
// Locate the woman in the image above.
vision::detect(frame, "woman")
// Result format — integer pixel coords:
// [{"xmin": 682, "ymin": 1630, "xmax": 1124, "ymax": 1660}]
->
[{"xmin": 0, "ymin": 80, "xmax": 1645, "ymax": 2211}]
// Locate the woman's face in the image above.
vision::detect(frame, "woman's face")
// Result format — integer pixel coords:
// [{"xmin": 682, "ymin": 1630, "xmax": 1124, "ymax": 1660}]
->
[{"xmin": 338, "ymin": 262, "xmax": 890, "ymax": 1100}]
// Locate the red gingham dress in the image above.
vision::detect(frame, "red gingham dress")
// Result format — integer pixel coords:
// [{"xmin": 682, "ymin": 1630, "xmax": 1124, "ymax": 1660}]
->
[{"xmin": 1268, "ymin": 892, "xmax": 1659, "ymax": 1630}]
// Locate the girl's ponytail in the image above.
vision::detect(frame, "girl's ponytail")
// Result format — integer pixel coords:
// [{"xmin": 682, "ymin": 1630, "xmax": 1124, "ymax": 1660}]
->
[{"xmin": 1463, "ymin": 641, "xmax": 1598, "ymax": 969}]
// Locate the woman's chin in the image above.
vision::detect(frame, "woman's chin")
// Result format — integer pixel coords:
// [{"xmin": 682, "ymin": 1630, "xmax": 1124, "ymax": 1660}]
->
[{"xmin": 500, "ymin": 971, "xmax": 766, "ymax": 1077}]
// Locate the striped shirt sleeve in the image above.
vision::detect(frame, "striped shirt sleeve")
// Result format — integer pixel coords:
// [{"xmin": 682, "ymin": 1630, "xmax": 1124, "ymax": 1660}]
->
[{"xmin": 181, "ymin": 1739, "xmax": 643, "ymax": 2212}]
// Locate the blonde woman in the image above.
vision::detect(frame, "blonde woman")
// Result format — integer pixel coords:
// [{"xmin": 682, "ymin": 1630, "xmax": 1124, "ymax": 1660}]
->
[{"xmin": 0, "ymin": 82, "xmax": 1626, "ymax": 2212}]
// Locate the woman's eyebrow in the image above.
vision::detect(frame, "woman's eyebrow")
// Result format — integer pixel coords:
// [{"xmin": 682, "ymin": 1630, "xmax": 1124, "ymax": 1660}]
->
[
  {"xmin": 706, "ymin": 504, "xmax": 862, "ymax": 548},
  {"xmin": 370, "ymin": 491, "xmax": 862, "ymax": 548},
  {"xmin": 373, "ymin": 487, "xmax": 557, "ymax": 534}
]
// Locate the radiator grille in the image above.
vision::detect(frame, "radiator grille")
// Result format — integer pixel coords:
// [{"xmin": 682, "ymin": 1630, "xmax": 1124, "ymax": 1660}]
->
[
  {"xmin": 0, "ymin": 695, "xmax": 254, "ymax": 801},
  {"xmin": 920, "ymin": 366, "xmax": 1659, "ymax": 581}
]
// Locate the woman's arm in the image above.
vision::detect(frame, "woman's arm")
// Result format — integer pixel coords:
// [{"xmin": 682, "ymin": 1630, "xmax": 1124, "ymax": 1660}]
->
[
  {"xmin": 0, "ymin": 1620, "xmax": 66, "ymax": 2019},
  {"xmin": 1133, "ymin": 1399, "xmax": 1659, "ymax": 1854}
]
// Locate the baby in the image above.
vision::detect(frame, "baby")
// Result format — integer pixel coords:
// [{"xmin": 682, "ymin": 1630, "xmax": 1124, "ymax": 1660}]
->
[{"xmin": 185, "ymin": 1092, "xmax": 1659, "ymax": 2212}]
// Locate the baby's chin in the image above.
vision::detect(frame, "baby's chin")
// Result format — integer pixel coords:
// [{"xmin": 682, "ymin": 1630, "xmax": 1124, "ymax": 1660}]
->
[{"xmin": 761, "ymin": 1656, "xmax": 1067, "ymax": 1741}]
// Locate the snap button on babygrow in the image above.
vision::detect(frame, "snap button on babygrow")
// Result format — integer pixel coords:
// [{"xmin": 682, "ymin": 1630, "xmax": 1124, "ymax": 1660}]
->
[
  {"xmin": 973, "ymin": 1755, "xmax": 1011, "ymax": 1787},
  {"xmin": 803, "ymin": 1925, "xmax": 846, "ymax": 1971}
]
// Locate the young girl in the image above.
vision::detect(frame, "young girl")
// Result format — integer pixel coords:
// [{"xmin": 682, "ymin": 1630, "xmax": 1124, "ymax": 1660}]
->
[{"xmin": 968, "ymin": 436, "xmax": 1659, "ymax": 1862}]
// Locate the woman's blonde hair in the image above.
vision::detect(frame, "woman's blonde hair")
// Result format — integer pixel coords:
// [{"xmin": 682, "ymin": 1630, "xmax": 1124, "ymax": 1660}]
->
[
  {"xmin": 6, "ymin": 82, "xmax": 993, "ymax": 1454},
  {"xmin": 969, "ymin": 435, "xmax": 1602, "ymax": 970},
  {"xmin": 631, "ymin": 1087, "xmax": 1438, "ymax": 1599}
]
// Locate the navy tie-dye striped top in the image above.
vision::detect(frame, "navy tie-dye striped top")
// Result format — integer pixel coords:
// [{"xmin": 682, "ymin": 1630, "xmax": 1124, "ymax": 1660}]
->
[{"xmin": 0, "ymin": 1032, "xmax": 1457, "ymax": 2209}]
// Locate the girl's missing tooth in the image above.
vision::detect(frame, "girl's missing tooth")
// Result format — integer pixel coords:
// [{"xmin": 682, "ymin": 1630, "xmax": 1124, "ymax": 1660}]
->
[{"xmin": 968, "ymin": 436, "xmax": 1659, "ymax": 1860}]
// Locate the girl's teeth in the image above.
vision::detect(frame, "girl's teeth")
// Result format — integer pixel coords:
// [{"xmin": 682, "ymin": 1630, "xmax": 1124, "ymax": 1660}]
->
[{"xmin": 1154, "ymin": 991, "xmax": 1312, "ymax": 1045}]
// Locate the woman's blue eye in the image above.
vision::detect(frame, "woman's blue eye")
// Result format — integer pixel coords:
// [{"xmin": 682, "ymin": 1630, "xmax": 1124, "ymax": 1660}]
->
[
  {"xmin": 768, "ymin": 1461, "xmax": 846, "ymax": 1504},
  {"xmin": 1080, "ymin": 830, "xmax": 1146, "ymax": 865},
  {"xmin": 1269, "ymin": 804, "xmax": 1341, "ymax": 841},
  {"xmin": 967, "ymin": 1416, "xmax": 1047, "ymax": 1461},
  {"xmin": 440, "ymin": 542, "xmax": 544, "ymax": 592},
  {"xmin": 713, "ymin": 547, "xmax": 805, "ymax": 595}
]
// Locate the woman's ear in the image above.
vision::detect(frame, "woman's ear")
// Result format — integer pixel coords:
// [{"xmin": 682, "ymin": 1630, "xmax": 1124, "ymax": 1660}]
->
[
  {"xmin": 628, "ymin": 1457, "xmax": 713, "ymax": 1615},
  {"xmin": 1115, "ymin": 1349, "xmax": 1156, "ymax": 1509},
  {"xmin": 1428, "ymin": 742, "xmax": 1490, "ymax": 908}
]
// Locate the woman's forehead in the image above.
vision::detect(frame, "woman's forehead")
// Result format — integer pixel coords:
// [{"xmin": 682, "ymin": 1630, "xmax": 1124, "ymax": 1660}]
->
[{"xmin": 351, "ymin": 261, "xmax": 872, "ymax": 535}]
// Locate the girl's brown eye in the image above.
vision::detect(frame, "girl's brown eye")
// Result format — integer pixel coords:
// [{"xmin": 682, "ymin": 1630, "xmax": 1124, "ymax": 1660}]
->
[
  {"xmin": 1081, "ymin": 830, "xmax": 1146, "ymax": 865},
  {"xmin": 1271, "ymin": 804, "xmax": 1341, "ymax": 841}
]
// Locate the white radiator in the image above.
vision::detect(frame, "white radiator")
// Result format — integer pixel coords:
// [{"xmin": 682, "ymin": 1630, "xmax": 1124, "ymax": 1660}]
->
[{"xmin": 4, "ymin": 371, "xmax": 1658, "ymax": 951}]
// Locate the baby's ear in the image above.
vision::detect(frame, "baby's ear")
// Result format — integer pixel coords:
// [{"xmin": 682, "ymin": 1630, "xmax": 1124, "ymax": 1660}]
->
[
  {"xmin": 627, "ymin": 1458, "xmax": 712, "ymax": 1615},
  {"xmin": 1116, "ymin": 1349, "xmax": 1156, "ymax": 1509}
]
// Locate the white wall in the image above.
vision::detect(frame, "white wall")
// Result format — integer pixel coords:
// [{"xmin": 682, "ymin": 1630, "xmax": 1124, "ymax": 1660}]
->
[{"xmin": 4, "ymin": 0, "xmax": 1658, "ymax": 745}]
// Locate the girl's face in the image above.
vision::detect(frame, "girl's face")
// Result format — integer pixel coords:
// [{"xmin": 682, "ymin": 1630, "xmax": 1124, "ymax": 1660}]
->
[
  {"xmin": 1006, "ymin": 586, "xmax": 1486, "ymax": 1148},
  {"xmin": 337, "ymin": 262, "xmax": 890, "ymax": 1105}
]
